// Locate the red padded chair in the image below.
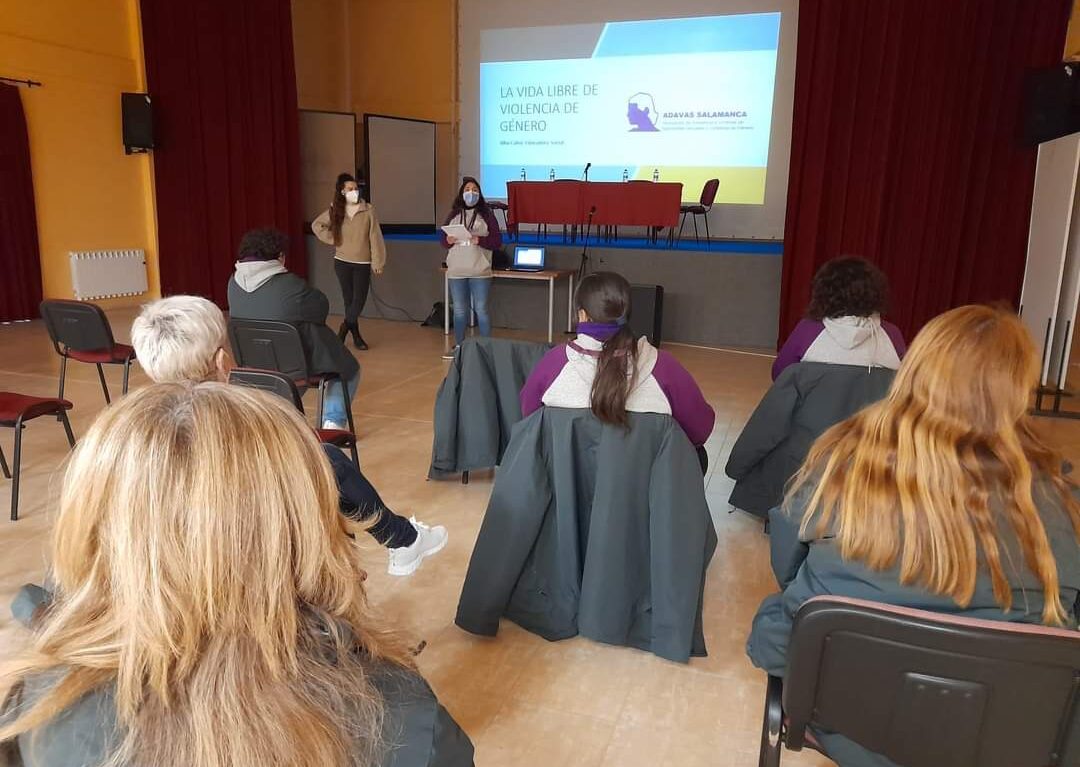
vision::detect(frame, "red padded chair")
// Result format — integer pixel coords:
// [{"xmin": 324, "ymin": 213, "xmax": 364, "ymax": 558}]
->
[
  {"xmin": 0, "ymin": 392, "xmax": 76, "ymax": 520},
  {"xmin": 40, "ymin": 299, "xmax": 136, "ymax": 406},
  {"xmin": 228, "ymin": 368, "xmax": 359, "ymax": 468},
  {"xmin": 759, "ymin": 596, "xmax": 1080, "ymax": 766},
  {"xmin": 677, "ymin": 179, "xmax": 720, "ymax": 248}
]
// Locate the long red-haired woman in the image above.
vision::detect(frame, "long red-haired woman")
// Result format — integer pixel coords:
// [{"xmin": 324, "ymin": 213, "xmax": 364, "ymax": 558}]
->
[{"xmin": 748, "ymin": 305, "xmax": 1080, "ymax": 767}]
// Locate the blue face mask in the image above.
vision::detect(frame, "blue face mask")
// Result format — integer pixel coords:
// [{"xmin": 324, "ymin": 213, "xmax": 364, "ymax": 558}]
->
[{"xmin": 463, "ymin": 191, "xmax": 480, "ymax": 207}]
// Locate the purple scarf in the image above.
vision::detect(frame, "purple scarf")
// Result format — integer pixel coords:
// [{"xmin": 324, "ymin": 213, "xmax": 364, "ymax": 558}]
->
[{"xmin": 576, "ymin": 321, "xmax": 623, "ymax": 342}]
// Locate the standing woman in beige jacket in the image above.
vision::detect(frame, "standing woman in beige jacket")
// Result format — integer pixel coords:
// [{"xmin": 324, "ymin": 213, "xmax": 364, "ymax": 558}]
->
[{"xmin": 312, "ymin": 173, "xmax": 387, "ymax": 350}]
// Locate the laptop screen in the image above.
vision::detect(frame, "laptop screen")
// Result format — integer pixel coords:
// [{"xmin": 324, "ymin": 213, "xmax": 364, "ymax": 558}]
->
[{"xmin": 514, "ymin": 246, "xmax": 545, "ymax": 268}]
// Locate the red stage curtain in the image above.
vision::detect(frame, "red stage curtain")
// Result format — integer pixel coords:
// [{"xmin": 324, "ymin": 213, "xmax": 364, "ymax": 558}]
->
[
  {"xmin": 0, "ymin": 84, "xmax": 44, "ymax": 323},
  {"xmin": 778, "ymin": 0, "xmax": 1071, "ymax": 346},
  {"xmin": 140, "ymin": 0, "xmax": 305, "ymax": 305}
]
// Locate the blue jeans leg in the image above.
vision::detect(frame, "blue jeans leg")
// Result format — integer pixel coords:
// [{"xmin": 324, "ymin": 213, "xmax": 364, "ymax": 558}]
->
[
  {"xmin": 322, "ymin": 369, "xmax": 360, "ymax": 426},
  {"xmin": 449, "ymin": 278, "xmax": 471, "ymax": 346},
  {"xmin": 469, "ymin": 278, "xmax": 492, "ymax": 337}
]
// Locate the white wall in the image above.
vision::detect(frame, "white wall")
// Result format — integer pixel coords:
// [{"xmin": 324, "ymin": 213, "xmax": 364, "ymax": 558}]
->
[{"xmin": 457, "ymin": 0, "xmax": 798, "ymax": 241}]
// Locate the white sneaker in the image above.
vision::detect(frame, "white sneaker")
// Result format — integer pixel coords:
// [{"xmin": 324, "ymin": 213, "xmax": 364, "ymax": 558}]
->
[
  {"xmin": 322, "ymin": 419, "xmax": 347, "ymax": 431},
  {"xmin": 387, "ymin": 517, "xmax": 448, "ymax": 576}
]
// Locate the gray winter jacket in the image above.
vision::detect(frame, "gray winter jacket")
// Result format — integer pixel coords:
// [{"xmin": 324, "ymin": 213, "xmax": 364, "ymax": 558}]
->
[
  {"xmin": 455, "ymin": 407, "xmax": 717, "ymax": 663},
  {"xmin": 726, "ymin": 363, "xmax": 895, "ymax": 518},
  {"xmin": 747, "ymin": 480, "xmax": 1080, "ymax": 767},
  {"xmin": 227, "ymin": 261, "xmax": 360, "ymax": 383},
  {"xmin": 429, "ymin": 337, "xmax": 551, "ymax": 479},
  {"xmin": 3, "ymin": 643, "xmax": 473, "ymax": 767}
]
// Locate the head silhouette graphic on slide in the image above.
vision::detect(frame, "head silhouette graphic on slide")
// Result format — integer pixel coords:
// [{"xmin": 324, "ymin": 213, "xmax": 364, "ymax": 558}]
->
[{"xmin": 627, "ymin": 93, "xmax": 660, "ymax": 132}]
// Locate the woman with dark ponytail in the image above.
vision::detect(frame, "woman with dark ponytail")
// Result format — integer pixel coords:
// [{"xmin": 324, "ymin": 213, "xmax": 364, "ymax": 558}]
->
[
  {"xmin": 520, "ymin": 271, "xmax": 715, "ymax": 454},
  {"xmin": 312, "ymin": 173, "xmax": 387, "ymax": 350}
]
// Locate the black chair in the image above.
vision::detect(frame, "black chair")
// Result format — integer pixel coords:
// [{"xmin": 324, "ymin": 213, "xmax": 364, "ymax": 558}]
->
[
  {"xmin": 40, "ymin": 299, "xmax": 136, "ymax": 405},
  {"xmin": 759, "ymin": 596, "xmax": 1080, "ymax": 767},
  {"xmin": 228, "ymin": 368, "xmax": 359, "ymax": 468},
  {"xmin": 0, "ymin": 392, "xmax": 76, "ymax": 520},
  {"xmin": 227, "ymin": 318, "xmax": 356, "ymax": 436},
  {"xmin": 677, "ymin": 179, "xmax": 720, "ymax": 248}
]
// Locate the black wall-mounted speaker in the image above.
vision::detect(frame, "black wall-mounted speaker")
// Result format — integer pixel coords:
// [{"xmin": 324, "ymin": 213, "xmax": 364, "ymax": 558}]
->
[
  {"xmin": 629, "ymin": 284, "xmax": 664, "ymax": 348},
  {"xmin": 121, "ymin": 92, "xmax": 154, "ymax": 154},
  {"xmin": 1023, "ymin": 64, "xmax": 1080, "ymax": 146}
]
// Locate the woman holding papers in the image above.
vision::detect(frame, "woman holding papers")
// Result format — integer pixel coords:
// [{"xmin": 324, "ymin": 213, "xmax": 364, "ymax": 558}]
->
[
  {"xmin": 312, "ymin": 173, "xmax": 386, "ymax": 351},
  {"xmin": 439, "ymin": 177, "xmax": 503, "ymax": 359}
]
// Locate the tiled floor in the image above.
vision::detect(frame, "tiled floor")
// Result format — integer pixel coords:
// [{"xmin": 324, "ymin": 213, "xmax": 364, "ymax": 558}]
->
[{"xmin": 2, "ymin": 311, "xmax": 1076, "ymax": 766}]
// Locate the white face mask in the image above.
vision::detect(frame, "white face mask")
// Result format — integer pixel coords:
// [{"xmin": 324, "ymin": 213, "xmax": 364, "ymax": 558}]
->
[
  {"xmin": 463, "ymin": 191, "xmax": 480, "ymax": 207},
  {"xmin": 344, "ymin": 190, "xmax": 360, "ymax": 204}
]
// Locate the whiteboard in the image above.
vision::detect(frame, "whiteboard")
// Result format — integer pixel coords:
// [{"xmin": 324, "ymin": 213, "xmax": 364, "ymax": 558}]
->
[
  {"xmin": 365, "ymin": 115, "xmax": 437, "ymax": 230},
  {"xmin": 299, "ymin": 110, "xmax": 357, "ymax": 223},
  {"xmin": 1019, "ymin": 134, "xmax": 1080, "ymax": 385}
]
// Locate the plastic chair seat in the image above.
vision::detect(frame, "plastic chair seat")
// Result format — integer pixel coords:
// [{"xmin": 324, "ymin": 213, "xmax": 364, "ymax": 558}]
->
[
  {"xmin": 0, "ymin": 393, "xmax": 73, "ymax": 425},
  {"xmin": 66, "ymin": 343, "xmax": 135, "ymax": 364},
  {"xmin": 680, "ymin": 203, "xmax": 708, "ymax": 214},
  {"xmin": 295, "ymin": 372, "xmax": 338, "ymax": 389},
  {"xmin": 316, "ymin": 428, "xmax": 356, "ymax": 447},
  {"xmin": 488, "ymin": 201, "xmax": 509, "ymax": 211}
]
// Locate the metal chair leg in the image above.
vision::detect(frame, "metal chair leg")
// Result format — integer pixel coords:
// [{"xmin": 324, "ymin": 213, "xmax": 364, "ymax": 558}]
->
[
  {"xmin": 57, "ymin": 355, "xmax": 68, "ymax": 421},
  {"xmin": 96, "ymin": 363, "xmax": 111, "ymax": 405},
  {"xmin": 677, "ymin": 212, "xmax": 687, "ymax": 242},
  {"xmin": 759, "ymin": 675, "xmax": 784, "ymax": 767},
  {"xmin": 315, "ymin": 380, "xmax": 327, "ymax": 426},
  {"xmin": 122, "ymin": 358, "xmax": 132, "ymax": 395},
  {"xmin": 0, "ymin": 443, "xmax": 10, "ymax": 479},
  {"xmin": 692, "ymin": 214, "xmax": 700, "ymax": 245},
  {"xmin": 10, "ymin": 420, "xmax": 24, "ymax": 521},
  {"xmin": 704, "ymin": 213, "xmax": 711, "ymax": 250},
  {"xmin": 59, "ymin": 409, "xmax": 76, "ymax": 448},
  {"xmin": 342, "ymin": 378, "xmax": 360, "ymax": 468}
]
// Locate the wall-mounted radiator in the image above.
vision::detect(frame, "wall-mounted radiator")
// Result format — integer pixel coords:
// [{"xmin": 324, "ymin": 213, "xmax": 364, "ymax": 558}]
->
[{"xmin": 69, "ymin": 249, "xmax": 148, "ymax": 300}]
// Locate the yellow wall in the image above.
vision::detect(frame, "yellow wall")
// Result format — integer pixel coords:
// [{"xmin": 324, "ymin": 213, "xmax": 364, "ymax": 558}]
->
[
  {"xmin": 292, "ymin": 0, "xmax": 351, "ymax": 111},
  {"xmin": 346, "ymin": 0, "xmax": 458, "ymax": 207},
  {"xmin": 292, "ymin": 0, "xmax": 459, "ymax": 208},
  {"xmin": 0, "ymin": 0, "xmax": 159, "ymax": 306},
  {"xmin": 1068, "ymin": 0, "xmax": 1080, "ymax": 61}
]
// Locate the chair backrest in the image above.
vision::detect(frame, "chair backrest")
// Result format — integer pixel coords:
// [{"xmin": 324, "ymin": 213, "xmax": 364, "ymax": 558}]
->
[
  {"xmin": 699, "ymin": 178, "xmax": 720, "ymax": 208},
  {"xmin": 39, "ymin": 299, "xmax": 116, "ymax": 353},
  {"xmin": 227, "ymin": 319, "xmax": 310, "ymax": 383},
  {"xmin": 784, "ymin": 596, "xmax": 1080, "ymax": 767},
  {"xmin": 228, "ymin": 368, "xmax": 305, "ymax": 413},
  {"xmin": 429, "ymin": 336, "xmax": 553, "ymax": 477},
  {"xmin": 456, "ymin": 406, "xmax": 715, "ymax": 662}
]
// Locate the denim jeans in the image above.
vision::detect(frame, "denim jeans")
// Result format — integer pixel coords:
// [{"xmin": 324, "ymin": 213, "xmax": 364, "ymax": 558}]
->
[
  {"xmin": 322, "ymin": 370, "xmax": 360, "ymax": 426},
  {"xmin": 448, "ymin": 277, "xmax": 492, "ymax": 346},
  {"xmin": 322, "ymin": 444, "xmax": 417, "ymax": 548}
]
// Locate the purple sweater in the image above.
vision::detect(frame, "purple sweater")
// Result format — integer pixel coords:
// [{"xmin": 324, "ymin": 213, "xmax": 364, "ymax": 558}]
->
[
  {"xmin": 773, "ymin": 318, "xmax": 907, "ymax": 380},
  {"xmin": 520, "ymin": 337, "xmax": 716, "ymax": 446}
]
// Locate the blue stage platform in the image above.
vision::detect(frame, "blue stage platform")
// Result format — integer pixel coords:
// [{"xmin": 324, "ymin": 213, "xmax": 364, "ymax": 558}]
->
[{"xmin": 384, "ymin": 230, "xmax": 782, "ymax": 255}]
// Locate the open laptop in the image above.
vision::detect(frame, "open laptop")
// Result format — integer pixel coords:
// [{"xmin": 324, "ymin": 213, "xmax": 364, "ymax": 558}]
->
[{"xmin": 511, "ymin": 245, "xmax": 546, "ymax": 272}]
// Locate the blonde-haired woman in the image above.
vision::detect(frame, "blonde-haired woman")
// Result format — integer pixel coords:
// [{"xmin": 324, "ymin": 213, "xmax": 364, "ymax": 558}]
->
[
  {"xmin": 0, "ymin": 384, "xmax": 473, "ymax": 767},
  {"xmin": 748, "ymin": 305, "xmax": 1080, "ymax": 767}
]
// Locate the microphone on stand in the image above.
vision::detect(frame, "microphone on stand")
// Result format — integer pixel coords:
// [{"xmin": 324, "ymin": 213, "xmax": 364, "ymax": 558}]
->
[
  {"xmin": 578, "ymin": 204, "xmax": 597, "ymax": 284},
  {"xmin": 583, "ymin": 162, "xmax": 592, "ymax": 181}
]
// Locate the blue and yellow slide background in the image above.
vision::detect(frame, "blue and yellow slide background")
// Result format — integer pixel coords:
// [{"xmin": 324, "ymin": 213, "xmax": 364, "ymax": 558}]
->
[{"xmin": 480, "ymin": 13, "xmax": 781, "ymax": 204}]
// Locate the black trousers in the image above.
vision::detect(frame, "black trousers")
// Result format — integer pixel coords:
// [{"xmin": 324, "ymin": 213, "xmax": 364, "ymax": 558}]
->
[
  {"xmin": 334, "ymin": 260, "xmax": 372, "ymax": 325},
  {"xmin": 323, "ymin": 444, "xmax": 417, "ymax": 548}
]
